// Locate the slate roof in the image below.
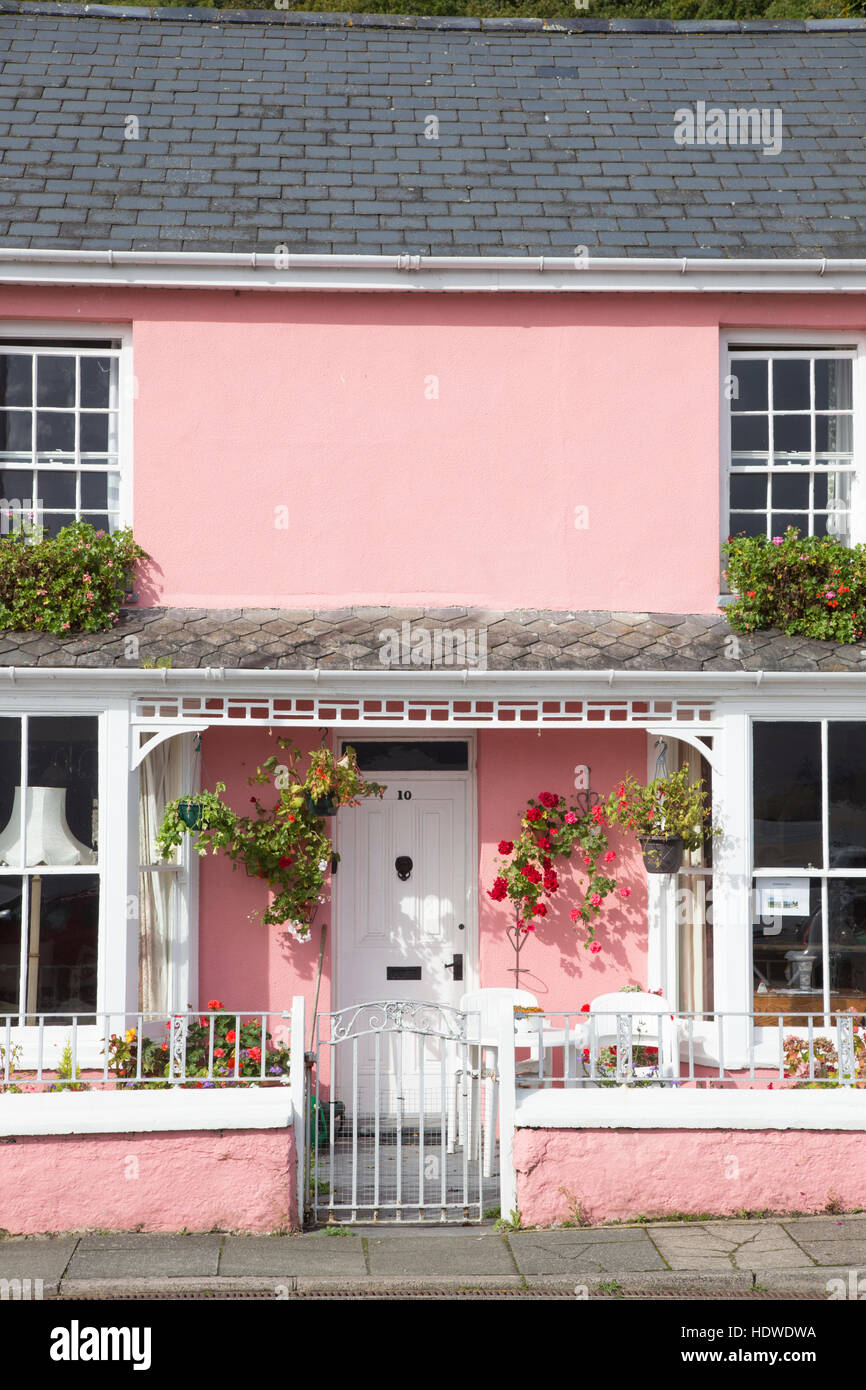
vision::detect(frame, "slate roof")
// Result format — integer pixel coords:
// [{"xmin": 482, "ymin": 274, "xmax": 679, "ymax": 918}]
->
[
  {"xmin": 3, "ymin": 607, "xmax": 866, "ymax": 671},
  {"xmin": 2, "ymin": 5, "xmax": 866, "ymax": 257}
]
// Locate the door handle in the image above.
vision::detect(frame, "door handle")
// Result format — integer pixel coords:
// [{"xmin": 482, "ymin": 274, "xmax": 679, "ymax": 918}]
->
[{"xmin": 444, "ymin": 953, "xmax": 463, "ymax": 982}]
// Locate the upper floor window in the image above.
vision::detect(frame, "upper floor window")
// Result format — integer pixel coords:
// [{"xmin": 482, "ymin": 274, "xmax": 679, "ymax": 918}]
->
[
  {"xmin": 726, "ymin": 347, "xmax": 856, "ymax": 546},
  {"xmin": 0, "ymin": 341, "xmax": 124, "ymax": 538}
]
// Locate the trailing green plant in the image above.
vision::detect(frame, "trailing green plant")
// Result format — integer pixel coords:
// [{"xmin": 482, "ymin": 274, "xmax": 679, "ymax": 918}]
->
[
  {"xmin": 608, "ymin": 766, "xmax": 717, "ymax": 853},
  {"xmin": 722, "ymin": 528, "xmax": 866, "ymax": 644},
  {"xmin": 106, "ymin": 1000, "xmax": 291, "ymax": 1085},
  {"xmin": 157, "ymin": 740, "xmax": 385, "ymax": 936},
  {"xmin": 0, "ymin": 521, "xmax": 145, "ymax": 635},
  {"xmin": 50, "ymin": 1038, "xmax": 89, "ymax": 1092}
]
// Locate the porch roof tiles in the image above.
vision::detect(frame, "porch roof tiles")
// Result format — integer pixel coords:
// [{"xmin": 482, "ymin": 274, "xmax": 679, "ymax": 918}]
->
[{"xmin": 1, "ymin": 606, "xmax": 865, "ymax": 672}]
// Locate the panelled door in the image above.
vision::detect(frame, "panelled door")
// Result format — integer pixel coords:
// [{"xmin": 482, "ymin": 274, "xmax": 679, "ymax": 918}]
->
[{"xmin": 336, "ymin": 771, "xmax": 471, "ymax": 1115}]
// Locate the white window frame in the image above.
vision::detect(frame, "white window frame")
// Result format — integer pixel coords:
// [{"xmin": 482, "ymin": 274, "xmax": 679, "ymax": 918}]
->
[
  {"xmin": 751, "ymin": 715, "xmax": 866, "ymax": 1020},
  {"xmin": 0, "ymin": 321, "xmax": 133, "ymax": 533},
  {"xmin": 720, "ymin": 331, "xmax": 866, "ymax": 578}
]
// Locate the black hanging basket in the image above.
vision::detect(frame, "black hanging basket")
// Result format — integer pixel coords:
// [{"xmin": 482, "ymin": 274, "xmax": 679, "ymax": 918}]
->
[
  {"xmin": 639, "ymin": 835, "xmax": 684, "ymax": 875},
  {"xmin": 177, "ymin": 798, "xmax": 204, "ymax": 830},
  {"xmin": 305, "ymin": 792, "xmax": 339, "ymax": 818}
]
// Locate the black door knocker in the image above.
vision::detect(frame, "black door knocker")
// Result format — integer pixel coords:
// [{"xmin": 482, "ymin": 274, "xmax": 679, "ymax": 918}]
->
[{"xmin": 395, "ymin": 855, "xmax": 413, "ymax": 881}]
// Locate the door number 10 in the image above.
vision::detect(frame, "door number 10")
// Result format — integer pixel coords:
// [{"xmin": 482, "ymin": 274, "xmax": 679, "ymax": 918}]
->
[{"xmin": 397, "ymin": 790, "xmax": 413, "ymax": 800}]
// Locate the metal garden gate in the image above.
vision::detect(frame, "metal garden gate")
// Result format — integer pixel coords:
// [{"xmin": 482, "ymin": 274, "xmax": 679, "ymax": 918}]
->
[{"xmin": 306, "ymin": 1000, "xmax": 500, "ymax": 1225}]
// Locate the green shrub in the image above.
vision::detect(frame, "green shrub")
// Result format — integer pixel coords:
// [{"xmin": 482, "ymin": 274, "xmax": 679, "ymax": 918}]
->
[
  {"xmin": 0, "ymin": 521, "xmax": 145, "ymax": 635},
  {"xmin": 722, "ymin": 528, "xmax": 866, "ymax": 644}
]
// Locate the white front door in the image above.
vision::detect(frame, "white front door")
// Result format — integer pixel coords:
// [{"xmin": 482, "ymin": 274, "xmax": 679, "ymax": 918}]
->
[{"xmin": 335, "ymin": 773, "xmax": 471, "ymax": 1115}]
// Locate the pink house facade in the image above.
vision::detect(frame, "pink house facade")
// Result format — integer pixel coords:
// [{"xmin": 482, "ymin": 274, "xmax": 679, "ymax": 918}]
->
[{"xmin": 2, "ymin": 7, "xmax": 866, "ymax": 1231}]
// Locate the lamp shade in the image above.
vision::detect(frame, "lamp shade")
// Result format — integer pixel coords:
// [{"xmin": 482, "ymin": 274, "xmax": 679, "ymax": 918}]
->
[{"xmin": 0, "ymin": 786, "xmax": 95, "ymax": 867}]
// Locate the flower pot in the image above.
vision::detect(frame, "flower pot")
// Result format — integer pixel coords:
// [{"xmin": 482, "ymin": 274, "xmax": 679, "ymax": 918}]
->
[
  {"xmin": 639, "ymin": 835, "xmax": 684, "ymax": 875},
  {"xmin": 177, "ymin": 799, "xmax": 203, "ymax": 830},
  {"xmin": 305, "ymin": 792, "xmax": 339, "ymax": 818}
]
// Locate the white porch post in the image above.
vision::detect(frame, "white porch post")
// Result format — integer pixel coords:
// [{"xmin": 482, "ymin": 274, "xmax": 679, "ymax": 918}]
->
[
  {"xmin": 290, "ymin": 995, "xmax": 307, "ymax": 1228},
  {"xmin": 101, "ymin": 704, "xmax": 138, "ymax": 1019},
  {"xmin": 496, "ymin": 996, "xmax": 517, "ymax": 1222},
  {"xmin": 712, "ymin": 708, "xmax": 752, "ymax": 1059}
]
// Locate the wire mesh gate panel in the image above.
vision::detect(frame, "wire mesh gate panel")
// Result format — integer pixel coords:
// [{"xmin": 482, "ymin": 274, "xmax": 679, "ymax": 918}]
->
[{"xmin": 307, "ymin": 1000, "xmax": 499, "ymax": 1225}]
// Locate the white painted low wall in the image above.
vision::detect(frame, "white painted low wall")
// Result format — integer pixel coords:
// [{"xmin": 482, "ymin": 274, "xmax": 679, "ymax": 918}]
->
[{"xmin": 516, "ymin": 1086, "xmax": 866, "ymax": 1130}]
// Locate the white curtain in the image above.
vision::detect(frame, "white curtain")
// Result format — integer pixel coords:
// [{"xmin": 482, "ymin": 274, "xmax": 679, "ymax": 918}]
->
[{"xmin": 138, "ymin": 737, "xmax": 185, "ymax": 1014}]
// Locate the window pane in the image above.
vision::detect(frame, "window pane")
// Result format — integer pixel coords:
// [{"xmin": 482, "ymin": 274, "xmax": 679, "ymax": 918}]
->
[
  {"xmin": 753, "ymin": 875, "xmax": 822, "ymax": 1017},
  {"xmin": 80, "ymin": 472, "xmax": 108, "ymax": 509},
  {"xmin": 28, "ymin": 717, "xmax": 98, "ymax": 864},
  {"xmin": 826, "ymin": 879, "xmax": 866, "ymax": 1012},
  {"xmin": 32, "ymin": 874, "xmax": 99, "ymax": 1015},
  {"xmin": 0, "ymin": 877, "xmax": 22, "ymax": 1013},
  {"xmin": 80, "ymin": 414, "xmax": 110, "ymax": 454},
  {"xmin": 753, "ymin": 722, "xmax": 822, "ymax": 868},
  {"xmin": 772, "ymin": 358, "xmax": 810, "ymax": 411},
  {"xmin": 773, "ymin": 415, "xmax": 810, "ymax": 453},
  {"xmin": 815, "ymin": 414, "xmax": 853, "ymax": 454},
  {"xmin": 35, "ymin": 412, "xmax": 75, "ymax": 454},
  {"xmin": 0, "ymin": 411, "xmax": 31, "ymax": 452},
  {"xmin": 37, "ymin": 472, "xmax": 76, "ymax": 510},
  {"xmin": 35, "ymin": 356, "xmax": 75, "ymax": 408},
  {"xmin": 731, "ymin": 415, "xmax": 769, "ymax": 451},
  {"xmin": 0, "ymin": 719, "xmax": 21, "ymax": 869},
  {"xmin": 771, "ymin": 474, "xmax": 809, "ymax": 509},
  {"xmin": 0, "ymin": 355, "xmax": 32, "ymax": 407},
  {"xmin": 828, "ymin": 723, "xmax": 866, "ymax": 868},
  {"xmin": 0, "ymin": 469, "xmax": 33, "ymax": 499},
  {"xmin": 771, "ymin": 514, "xmax": 805, "ymax": 538},
  {"xmin": 730, "ymin": 474, "xmax": 767, "ymax": 509},
  {"xmin": 341, "ymin": 740, "xmax": 470, "ymax": 772},
  {"xmin": 815, "ymin": 359, "xmax": 852, "ymax": 411},
  {"xmin": 80, "ymin": 357, "xmax": 115, "ymax": 409},
  {"xmin": 816, "ymin": 512, "xmax": 850, "ymax": 544},
  {"xmin": 729, "ymin": 512, "xmax": 767, "ymax": 538},
  {"xmin": 730, "ymin": 359, "xmax": 768, "ymax": 412}
]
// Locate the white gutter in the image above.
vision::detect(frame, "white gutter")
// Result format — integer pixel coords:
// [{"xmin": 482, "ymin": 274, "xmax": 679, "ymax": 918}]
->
[
  {"xmin": 1, "ymin": 248, "xmax": 866, "ymax": 294},
  {"xmin": 0, "ymin": 667, "xmax": 863, "ymax": 692}
]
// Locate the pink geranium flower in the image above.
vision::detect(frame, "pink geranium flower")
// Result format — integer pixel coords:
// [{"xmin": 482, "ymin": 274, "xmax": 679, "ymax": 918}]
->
[{"xmin": 589, "ymin": 941, "xmax": 602, "ymax": 954}]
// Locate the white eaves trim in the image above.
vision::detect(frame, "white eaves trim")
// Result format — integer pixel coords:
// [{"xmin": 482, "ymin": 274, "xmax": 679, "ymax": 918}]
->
[
  {"xmin": 515, "ymin": 1086, "xmax": 866, "ymax": 1130},
  {"xmin": 0, "ymin": 1087, "xmax": 294, "ymax": 1136},
  {"xmin": 2, "ymin": 249, "xmax": 866, "ymax": 294},
  {"xmin": 0, "ymin": 666, "xmax": 865, "ymax": 696}
]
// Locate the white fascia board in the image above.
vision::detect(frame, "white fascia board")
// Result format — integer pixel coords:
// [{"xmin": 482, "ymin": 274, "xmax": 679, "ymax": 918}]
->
[
  {"xmin": 0, "ymin": 1087, "xmax": 294, "ymax": 1136},
  {"xmin": 2, "ymin": 249, "xmax": 866, "ymax": 294},
  {"xmin": 515, "ymin": 1086, "xmax": 866, "ymax": 1130},
  {"xmin": 0, "ymin": 667, "xmax": 864, "ymax": 698}
]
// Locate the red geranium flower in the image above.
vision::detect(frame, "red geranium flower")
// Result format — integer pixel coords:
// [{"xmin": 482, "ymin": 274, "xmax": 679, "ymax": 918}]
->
[
  {"xmin": 497, "ymin": 840, "xmax": 514, "ymax": 855},
  {"xmin": 207, "ymin": 999, "xmax": 222, "ymax": 1010},
  {"xmin": 539, "ymin": 792, "xmax": 559, "ymax": 808},
  {"xmin": 226, "ymin": 1030, "xmax": 237, "ymax": 1044}
]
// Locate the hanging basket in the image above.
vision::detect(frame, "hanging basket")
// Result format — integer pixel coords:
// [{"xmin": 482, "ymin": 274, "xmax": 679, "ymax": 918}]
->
[
  {"xmin": 639, "ymin": 835, "xmax": 684, "ymax": 875},
  {"xmin": 305, "ymin": 792, "xmax": 339, "ymax": 818},
  {"xmin": 177, "ymin": 798, "xmax": 204, "ymax": 831}
]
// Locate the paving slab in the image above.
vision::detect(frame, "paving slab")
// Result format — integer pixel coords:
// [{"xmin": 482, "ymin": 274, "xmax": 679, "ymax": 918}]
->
[
  {"xmin": 64, "ymin": 1234, "xmax": 222, "ymax": 1280},
  {"xmin": 0, "ymin": 1235, "xmax": 78, "ymax": 1289},
  {"xmin": 649, "ymin": 1221, "xmax": 808, "ymax": 1271},
  {"xmin": 511, "ymin": 1228, "xmax": 666, "ymax": 1276},
  {"xmin": 366, "ymin": 1232, "xmax": 513, "ymax": 1277},
  {"xmin": 782, "ymin": 1215, "xmax": 866, "ymax": 1242},
  {"xmin": 220, "ymin": 1234, "xmax": 367, "ymax": 1276}
]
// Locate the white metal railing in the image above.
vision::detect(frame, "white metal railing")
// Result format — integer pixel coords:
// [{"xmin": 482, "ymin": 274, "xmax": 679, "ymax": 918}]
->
[
  {"xmin": 512, "ymin": 1009, "xmax": 866, "ymax": 1089},
  {"xmin": 0, "ymin": 1008, "xmax": 293, "ymax": 1090}
]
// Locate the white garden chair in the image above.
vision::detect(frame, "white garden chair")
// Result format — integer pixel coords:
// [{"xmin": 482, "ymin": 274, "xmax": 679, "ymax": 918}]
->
[{"xmin": 584, "ymin": 991, "xmax": 681, "ymax": 1083}]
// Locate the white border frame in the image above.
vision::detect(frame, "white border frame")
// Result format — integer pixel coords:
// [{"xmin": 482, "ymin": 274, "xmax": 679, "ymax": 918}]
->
[
  {"xmin": 331, "ymin": 731, "xmax": 478, "ymax": 1013},
  {"xmin": 720, "ymin": 330, "xmax": 866, "ymax": 568},
  {"xmin": 0, "ymin": 320, "xmax": 134, "ymax": 531}
]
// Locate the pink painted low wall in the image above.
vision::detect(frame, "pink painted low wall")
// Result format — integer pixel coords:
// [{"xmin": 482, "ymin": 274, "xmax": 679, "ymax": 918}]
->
[
  {"xmin": 0, "ymin": 1128, "xmax": 297, "ymax": 1235},
  {"xmin": 514, "ymin": 1128, "xmax": 866, "ymax": 1227}
]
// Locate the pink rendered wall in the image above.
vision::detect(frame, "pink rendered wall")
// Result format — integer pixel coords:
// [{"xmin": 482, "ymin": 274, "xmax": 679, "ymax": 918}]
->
[
  {"xmin": 196, "ymin": 726, "xmax": 651, "ymax": 1017},
  {"xmin": 515, "ymin": 1127, "xmax": 866, "ymax": 1227},
  {"xmin": 0, "ymin": 1128, "xmax": 297, "ymax": 1234},
  {"xmin": 4, "ymin": 286, "xmax": 866, "ymax": 613},
  {"xmin": 477, "ymin": 728, "xmax": 649, "ymax": 1007}
]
